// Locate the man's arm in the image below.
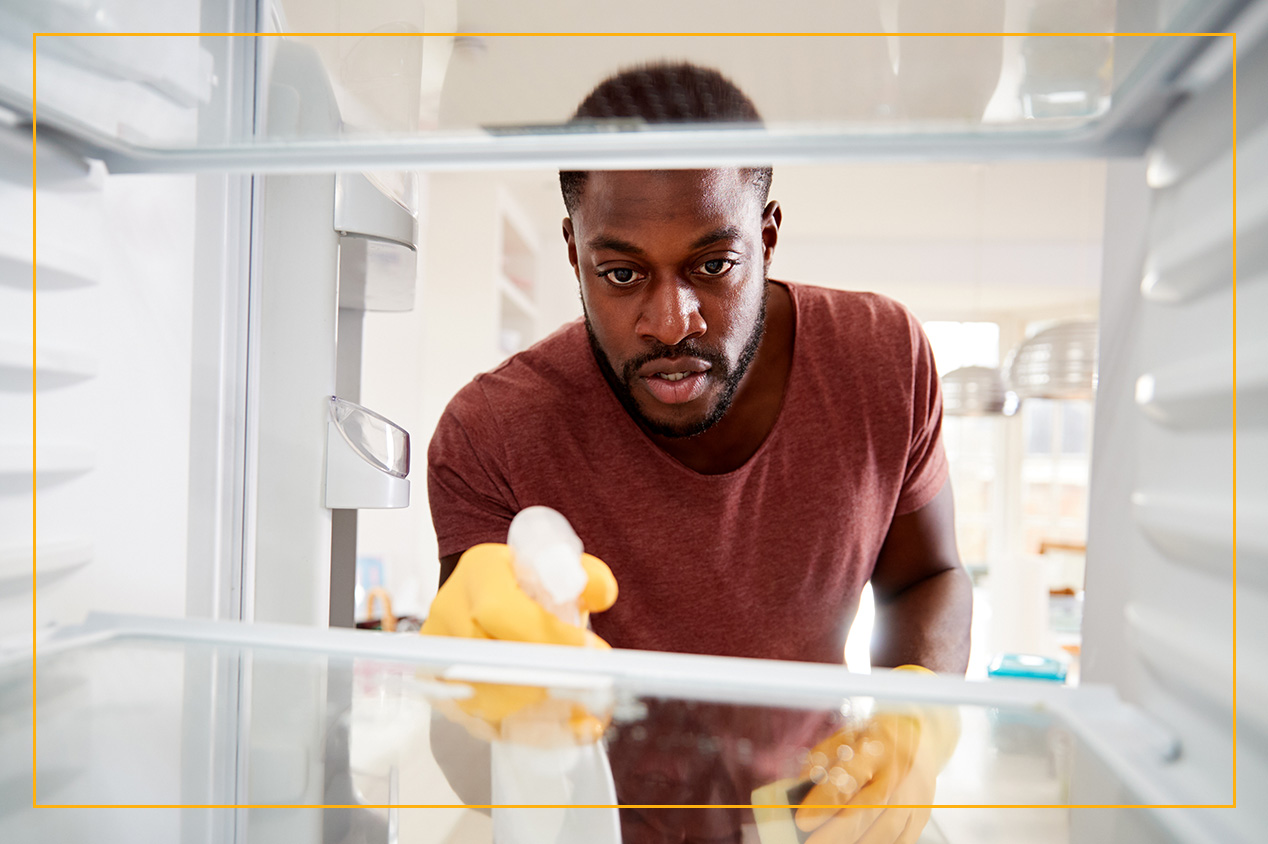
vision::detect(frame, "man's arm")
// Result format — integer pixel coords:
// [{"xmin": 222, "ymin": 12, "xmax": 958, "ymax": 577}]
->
[
  {"xmin": 438, "ymin": 552, "xmax": 462, "ymax": 589},
  {"xmin": 868, "ymin": 481, "xmax": 972, "ymax": 673}
]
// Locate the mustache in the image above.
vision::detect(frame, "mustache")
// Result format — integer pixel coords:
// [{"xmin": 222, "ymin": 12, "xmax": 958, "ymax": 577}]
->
[{"xmin": 621, "ymin": 341, "xmax": 728, "ymax": 381}]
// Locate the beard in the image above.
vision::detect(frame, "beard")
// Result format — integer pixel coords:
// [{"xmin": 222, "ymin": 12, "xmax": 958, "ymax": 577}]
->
[{"xmin": 583, "ymin": 281, "xmax": 769, "ymax": 439}]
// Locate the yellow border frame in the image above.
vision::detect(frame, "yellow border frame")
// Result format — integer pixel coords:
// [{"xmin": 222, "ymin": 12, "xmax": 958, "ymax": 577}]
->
[{"xmin": 29, "ymin": 30, "xmax": 1237, "ymax": 816}]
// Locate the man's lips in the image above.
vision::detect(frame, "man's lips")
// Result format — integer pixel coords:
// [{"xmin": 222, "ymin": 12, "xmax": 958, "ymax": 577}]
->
[
  {"xmin": 636, "ymin": 357, "xmax": 712, "ymax": 379},
  {"xmin": 636, "ymin": 358, "xmax": 712, "ymax": 405}
]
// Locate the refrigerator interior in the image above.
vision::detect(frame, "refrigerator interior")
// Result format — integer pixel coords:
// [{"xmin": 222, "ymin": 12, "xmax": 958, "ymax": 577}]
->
[{"xmin": 0, "ymin": 0, "xmax": 1261, "ymax": 841}]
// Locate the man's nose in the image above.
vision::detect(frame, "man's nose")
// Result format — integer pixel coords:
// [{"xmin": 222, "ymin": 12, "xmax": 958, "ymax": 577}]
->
[{"xmin": 637, "ymin": 277, "xmax": 706, "ymax": 347}]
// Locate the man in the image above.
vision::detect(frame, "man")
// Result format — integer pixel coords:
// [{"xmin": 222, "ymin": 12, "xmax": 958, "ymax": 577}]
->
[{"xmin": 424, "ymin": 63, "xmax": 971, "ymax": 842}]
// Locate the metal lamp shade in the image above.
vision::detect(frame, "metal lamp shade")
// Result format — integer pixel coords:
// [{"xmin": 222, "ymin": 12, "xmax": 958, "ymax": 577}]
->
[
  {"xmin": 1006, "ymin": 318, "xmax": 1099, "ymax": 400},
  {"xmin": 941, "ymin": 365, "xmax": 1015, "ymax": 416}
]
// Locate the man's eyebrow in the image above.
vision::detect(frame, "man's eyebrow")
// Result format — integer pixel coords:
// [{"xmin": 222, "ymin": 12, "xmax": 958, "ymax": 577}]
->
[
  {"xmin": 587, "ymin": 226, "xmax": 745, "ymax": 257},
  {"xmin": 587, "ymin": 235, "xmax": 646, "ymax": 256},
  {"xmin": 689, "ymin": 226, "xmax": 744, "ymax": 250}
]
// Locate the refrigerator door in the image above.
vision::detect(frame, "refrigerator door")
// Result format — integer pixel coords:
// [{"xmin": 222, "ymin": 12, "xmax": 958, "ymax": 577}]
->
[{"xmin": 2, "ymin": 612, "xmax": 1207, "ymax": 844}]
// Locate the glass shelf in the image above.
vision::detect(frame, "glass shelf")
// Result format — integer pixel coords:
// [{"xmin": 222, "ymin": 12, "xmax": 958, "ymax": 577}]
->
[
  {"xmin": 1, "ymin": 612, "xmax": 1202, "ymax": 844},
  {"xmin": 0, "ymin": 0, "xmax": 1247, "ymax": 173}
]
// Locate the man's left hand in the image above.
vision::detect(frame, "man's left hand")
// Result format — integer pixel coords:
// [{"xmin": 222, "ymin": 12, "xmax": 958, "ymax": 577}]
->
[{"xmin": 793, "ymin": 669, "xmax": 959, "ymax": 844}]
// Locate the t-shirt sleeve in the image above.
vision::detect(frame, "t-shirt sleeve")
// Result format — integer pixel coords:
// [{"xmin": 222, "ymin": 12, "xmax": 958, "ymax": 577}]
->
[
  {"xmin": 427, "ymin": 381, "xmax": 519, "ymax": 559},
  {"xmin": 894, "ymin": 311, "xmax": 949, "ymax": 515}
]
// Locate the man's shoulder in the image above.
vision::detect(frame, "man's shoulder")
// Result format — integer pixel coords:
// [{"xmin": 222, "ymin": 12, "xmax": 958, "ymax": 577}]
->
[
  {"xmin": 443, "ymin": 318, "xmax": 595, "ymax": 422},
  {"xmin": 785, "ymin": 281, "xmax": 915, "ymax": 326},
  {"xmin": 783, "ymin": 281, "xmax": 920, "ymax": 356}
]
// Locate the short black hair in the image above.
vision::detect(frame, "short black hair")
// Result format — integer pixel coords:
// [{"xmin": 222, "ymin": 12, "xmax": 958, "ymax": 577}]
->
[{"xmin": 559, "ymin": 62, "xmax": 773, "ymax": 216}]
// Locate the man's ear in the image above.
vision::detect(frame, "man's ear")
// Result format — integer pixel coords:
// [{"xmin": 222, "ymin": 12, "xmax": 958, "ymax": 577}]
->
[
  {"xmin": 562, "ymin": 217, "xmax": 581, "ymax": 281},
  {"xmin": 761, "ymin": 200, "xmax": 782, "ymax": 272}
]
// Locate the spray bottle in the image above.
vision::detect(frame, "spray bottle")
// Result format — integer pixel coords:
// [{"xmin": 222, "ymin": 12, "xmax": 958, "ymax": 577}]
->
[
  {"xmin": 506, "ymin": 505, "xmax": 590, "ymax": 628},
  {"xmin": 490, "ymin": 506, "xmax": 622, "ymax": 844}
]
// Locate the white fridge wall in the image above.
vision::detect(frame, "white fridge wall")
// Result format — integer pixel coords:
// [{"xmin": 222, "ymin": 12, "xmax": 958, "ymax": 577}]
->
[
  {"xmin": 1080, "ymin": 18, "xmax": 1266, "ymax": 832},
  {"xmin": 0, "ymin": 0, "xmax": 225, "ymax": 644},
  {"xmin": 0, "ymin": 168, "xmax": 197, "ymax": 643},
  {"xmin": 1081, "ymin": 158, "xmax": 1152, "ymax": 706},
  {"xmin": 55, "ymin": 172, "xmax": 197, "ymax": 624}
]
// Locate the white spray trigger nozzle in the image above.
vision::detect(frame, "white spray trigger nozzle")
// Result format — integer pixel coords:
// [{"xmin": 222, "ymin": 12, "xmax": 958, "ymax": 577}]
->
[{"xmin": 507, "ymin": 506, "xmax": 587, "ymax": 626}]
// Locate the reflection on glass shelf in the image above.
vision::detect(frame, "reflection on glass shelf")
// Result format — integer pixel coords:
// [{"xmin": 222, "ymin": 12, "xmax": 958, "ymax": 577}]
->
[
  {"xmin": 0, "ymin": 610, "xmax": 1210, "ymax": 842},
  {"xmin": 21, "ymin": 646, "xmax": 1034, "ymax": 841}
]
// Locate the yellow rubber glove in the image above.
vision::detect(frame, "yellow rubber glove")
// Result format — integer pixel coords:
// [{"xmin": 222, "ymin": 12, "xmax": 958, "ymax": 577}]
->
[
  {"xmin": 420, "ymin": 542, "xmax": 619, "ymax": 744},
  {"xmin": 421, "ymin": 542, "xmax": 617, "ymax": 646},
  {"xmin": 792, "ymin": 666, "xmax": 960, "ymax": 844}
]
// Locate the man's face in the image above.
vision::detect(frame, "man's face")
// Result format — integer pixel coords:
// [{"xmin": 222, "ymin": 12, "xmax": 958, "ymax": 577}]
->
[{"xmin": 563, "ymin": 169, "xmax": 779, "ymax": 438}]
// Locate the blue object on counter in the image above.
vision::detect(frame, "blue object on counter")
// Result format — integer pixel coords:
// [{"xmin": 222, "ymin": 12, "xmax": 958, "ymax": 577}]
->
[{"xmin": 987, "ymin": 652, "xmax": 1068, "ymax": 682}]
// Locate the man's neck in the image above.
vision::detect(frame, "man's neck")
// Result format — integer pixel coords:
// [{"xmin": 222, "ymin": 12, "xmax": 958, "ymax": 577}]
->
[{"xmin": 645, "ymin": 281, "xmax": 795, "ymax": 475}]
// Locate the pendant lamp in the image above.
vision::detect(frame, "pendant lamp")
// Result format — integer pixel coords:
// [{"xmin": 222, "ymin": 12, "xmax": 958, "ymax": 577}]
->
[
  {"xmin": 942, "ymin": 365, "xmax": 1017, "ymax": 416},
  {"xmin": 1006, "ymin": 318, "xmax": 1099, "ymax": 400}
]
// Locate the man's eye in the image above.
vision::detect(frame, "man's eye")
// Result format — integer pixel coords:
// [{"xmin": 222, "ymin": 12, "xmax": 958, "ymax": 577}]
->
[
  {"xmin": 601, "ymin": 267, "xmax": 641, "ymax": 285},
  {"xmin": 699, "ymin": 259, "xmax": 732, "ymax": 276}
]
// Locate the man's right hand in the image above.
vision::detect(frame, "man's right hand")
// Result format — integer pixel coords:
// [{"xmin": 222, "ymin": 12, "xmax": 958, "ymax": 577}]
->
[
  {"xmin": 421, "ymin": 542, "xmax": 617, "ymax": 647},
  {"xmin": 420, "ymin": 543, "xmax": 618, "ymax": 743}
]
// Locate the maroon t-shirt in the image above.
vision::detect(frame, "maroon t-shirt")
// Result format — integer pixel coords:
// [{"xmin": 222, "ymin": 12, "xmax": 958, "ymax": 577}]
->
[{"xmin": 427, "ymin": 281, "xmax": 947, "ymax": 666}]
